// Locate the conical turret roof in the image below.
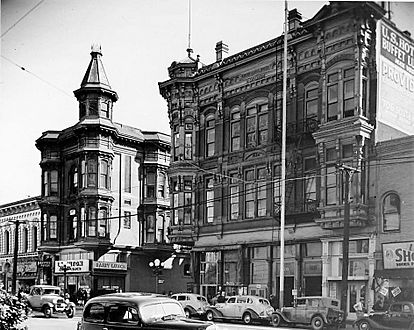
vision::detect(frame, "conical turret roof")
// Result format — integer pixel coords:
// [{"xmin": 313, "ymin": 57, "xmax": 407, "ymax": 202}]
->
[{"xmin": 81, "ymin": 44, "xmax": 111, "ymax": 88}]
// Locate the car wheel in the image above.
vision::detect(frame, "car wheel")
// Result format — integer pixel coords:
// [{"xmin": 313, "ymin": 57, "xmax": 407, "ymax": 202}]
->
[
  {"xmin": 43, "ymin": 306, "xmax": 52, "ymax": 318},
  {"xmin": 358, "ymin": 320, "xmax": 371, "ymax": 330},
  {"xmin": 184, "ymin": 308, "xmax": 191, "ymax": 318},
  {"xmin": 242, "ymin": 312, "xmax": 252, "ymax": 325},
  {"xmin": 311, "ymin": 315, "xmax": 324, "ymax": 330},
  {"xmin": 206, "ymin": 310, "xmax": 214, "ymax": 321},
  {"xmin": 66, "ymin": 306, "xmax": 74, "ymax": 318},
  {"xmin": 272, "ymin": 314, "xmax": 281, "ymax": 327}
]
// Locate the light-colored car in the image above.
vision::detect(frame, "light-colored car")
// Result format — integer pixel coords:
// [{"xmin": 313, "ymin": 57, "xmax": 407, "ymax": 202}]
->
[
  {"xmin": 26, "ymin": 284, "xmax": 75, "ymax": 318},
  {"xmin": 77, "ymin": 292, "xmax": 218, "ymax": 330},
  {"xmin": 171, "ymin": 293, "xmax": 210, "ymax": 318},
  {"xmin": 271, "ymin": 296, "xmax": 344, "ymax": 330},
  {"xmin": 205, "ymin": 295, "xmax": 274, "ymax": 325}
]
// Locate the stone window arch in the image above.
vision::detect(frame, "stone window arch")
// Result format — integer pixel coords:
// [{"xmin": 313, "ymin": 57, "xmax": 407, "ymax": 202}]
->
[{"xmin": 382, "ymin": 192, "xmax": 401, "ymax": 232}]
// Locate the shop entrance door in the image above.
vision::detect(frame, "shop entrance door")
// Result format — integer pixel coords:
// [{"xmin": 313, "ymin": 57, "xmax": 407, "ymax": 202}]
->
[
  {"xmin": 201, "ymin": 285, "xmax": 217, "ymax": 303},
  {"xmin": 349, "ymin": 282, "xmax": 367, "ymax": 316}
]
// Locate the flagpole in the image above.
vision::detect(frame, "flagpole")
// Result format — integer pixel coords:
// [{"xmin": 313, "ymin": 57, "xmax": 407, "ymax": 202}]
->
[{"xmin": 279, "ymin": 0, "xmax": 288, "ymax": 310}]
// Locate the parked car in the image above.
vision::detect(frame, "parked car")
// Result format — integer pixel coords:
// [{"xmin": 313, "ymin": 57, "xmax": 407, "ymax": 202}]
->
[
  {"xmin": 171, "ymin": 293, "xmax": 210, "ymax": 318},
  {"xmin": 77, "ymin": 292, "xmax": 218, "ymax": 330},
  {"xmin": 26, "ymin": 284, "xmax": 75, "ymax": 318},
  {"xmin": 354, "ymin": 301, "xmax": 414, "ymax": 330},
  {"xmin": 271, "ymin": 296, "xmax": 344, "ymax": 330},
  {"xmin": 205, "ymin": 295, "xmax": 274, "ymax": 325}
]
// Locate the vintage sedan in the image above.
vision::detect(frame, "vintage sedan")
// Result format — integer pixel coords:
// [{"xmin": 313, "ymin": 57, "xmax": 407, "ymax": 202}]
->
[
  {"xmin": 77, "ymin": 292, "xmax": 217, "ymax": 330},
  {"xmin": 205, "ymin": 295, "xmax": 274, "ymax": 325},
  {"xmin": 26, "ymin": 284, "xmax": 75, "ymax": 318},
  {"xmin": 171, "ymin": 293, "xmax": 210, "ymax": 318},
  {"xmin": 354, "ymin": 301, "xmax": 414, "ymax": 330},
  {"xmin": 271, "ymin": 296, "xmax": 344, "ymax": 330}
]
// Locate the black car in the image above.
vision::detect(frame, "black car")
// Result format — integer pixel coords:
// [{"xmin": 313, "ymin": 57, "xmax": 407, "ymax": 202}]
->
[
  {"xmin": 354, "ymin": 301, "xmax": 414, "ymax": 330},
  {"xmin": 77, "ymin": 292, "xmax": 217, "ymax": 330}
]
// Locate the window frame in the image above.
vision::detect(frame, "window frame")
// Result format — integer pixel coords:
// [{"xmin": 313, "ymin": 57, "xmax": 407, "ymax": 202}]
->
[
  {"xmin": 245, "ymin": 102, "xmax": 269, "ymax": 148},
  {"xmin": 230, "ymin": 109, "xmax": 241, "ymax": 152},
  {"xmin": 382, "ymin": 193, "xmax": 401, "ymax": 232},
  {"xmin": 206, "ymin": 177, "xmax": 214, "ymax": 223},
  {"xmin": 206, "ymin": 117, "xmax": 215, "ymax": 157}
]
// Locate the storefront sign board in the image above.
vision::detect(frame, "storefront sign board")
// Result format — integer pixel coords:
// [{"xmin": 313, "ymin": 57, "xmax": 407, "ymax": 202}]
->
[
  {"xmin": 55, "ymin": 260, "xmax": 89, "ymax": 273},
  {"xmin": 92, "ymin": 261, "xmax": 127, "ymax": 271},
  {"xmin": 383, "ymin": 241, "xmax": 414, "ymax": 269}
]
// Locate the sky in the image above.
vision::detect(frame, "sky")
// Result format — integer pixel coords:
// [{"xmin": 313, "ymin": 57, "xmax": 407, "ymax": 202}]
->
[
  {"xmin": 1, "ymin": 0, "xmax": 329, "ymax": 205},
  {"xmin": 2, "ymin": 1, "xmax": 413, "ymax": 205}
]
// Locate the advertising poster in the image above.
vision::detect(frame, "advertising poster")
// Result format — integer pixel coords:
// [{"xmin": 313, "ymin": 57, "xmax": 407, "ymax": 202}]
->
[
  {"xmin": 377, "ymin": 21, "xmax": 414, "ymax": 137},
  {"xmin": 382, "ymin": 241, "xmax": 414, "ymax": 269}
]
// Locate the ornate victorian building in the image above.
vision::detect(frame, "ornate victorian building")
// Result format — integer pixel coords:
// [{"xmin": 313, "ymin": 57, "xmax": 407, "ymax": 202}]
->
[
  {"xmin": 159, "ymin": 1, "xmax": 414, "ymax": 316},
  {"xmin": 36, "ymin": 45, "xmax": 190, "ymax": 298}
]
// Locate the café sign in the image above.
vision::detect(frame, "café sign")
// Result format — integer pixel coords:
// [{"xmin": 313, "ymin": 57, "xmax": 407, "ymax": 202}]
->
[
  {"xmin": 93, "ymin": 261, "xmax": 127, "ymax": 271},
  {"xmin": 383, "ymin": 241, "xmax": 414, "ymax": 269},
  {"xmin": 55, "ymin": 260, "xmax": 89, "ymax": 273}
]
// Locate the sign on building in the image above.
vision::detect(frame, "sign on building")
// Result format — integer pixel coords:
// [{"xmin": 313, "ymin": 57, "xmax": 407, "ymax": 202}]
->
[
  {"xmin": 55, "ymin": 260, "xmax": 90, "ymax": 273},
  {"xmin": 382, "ymin": 241, "xmax": 414, "ymax": 269}
]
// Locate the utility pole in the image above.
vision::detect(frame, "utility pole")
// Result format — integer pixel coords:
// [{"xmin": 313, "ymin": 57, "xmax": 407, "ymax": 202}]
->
[
  {"xmin": 10, "ymin": 219, "xmax": 24, "ymax": 294},
  {"xmin": 338, "ymin": 164, "xmax": 359, "ymax": 324}
]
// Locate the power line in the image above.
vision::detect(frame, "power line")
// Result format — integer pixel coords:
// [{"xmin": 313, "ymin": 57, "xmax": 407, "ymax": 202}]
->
[
  {"xmin": 1, "ymin": 0, "xmax": 45, "ymax": 38},
  {"xmin": 1, "ymin": 55, "xmax": 73, "ymax": 98}
]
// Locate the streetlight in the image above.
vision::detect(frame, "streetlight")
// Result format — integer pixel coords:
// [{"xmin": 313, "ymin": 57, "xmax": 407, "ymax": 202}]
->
[
  {"xmin": 148, "ymin": 258, "xmax": 164, "ymax": 293},
  {"xmin": 59, "ymin": 262, "xmax": 71, "ymax": 296}
]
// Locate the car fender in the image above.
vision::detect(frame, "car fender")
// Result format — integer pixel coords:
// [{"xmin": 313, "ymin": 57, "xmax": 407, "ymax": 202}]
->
[
  {"xmin": 272, "ymin": 310, "xmax": 291, "ymax": 323},
  {"xmin": 67, "ymin": 301, "xmax": 76, "ymax": 308},
  {"xmin": 354, "ymin": 317, "xmax": 381, "ymax": 329},
  {"xmin": 184, "ymin": 304, "xmax": 197, "ymax": 314},
  {"xmin": 313, "ymin": 312, "xmax": 328, "ymax": 324},
  {"xmin": 42, "ymin": 302, "xmax": 54, "ymax": 309},
  {"xmin": 243, "ymin": 308, "xmax": 260, "ymax": 319},
  {"xmin": 205, "ymin": 307, "xmax": 223, "ymax": 318}
]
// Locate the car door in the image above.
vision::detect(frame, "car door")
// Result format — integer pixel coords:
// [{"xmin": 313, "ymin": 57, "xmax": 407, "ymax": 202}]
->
[
  {"xmin": 28, "ymin": 287, "xmax": 42, "ymax": 309},
  {"xmin": 398, "ymin": 303, "xmax": 414, "ymax": 329},
  {"xmin": 294, "ymin": 298, "xmax": 307, "ymax": 324},
  {"xmin": 82, "ymin": 302, "xmax": 108, "ymax": 330},
  {"xmin": 219, "ymin": 297, "xmax": 237, "ymax": 318}
]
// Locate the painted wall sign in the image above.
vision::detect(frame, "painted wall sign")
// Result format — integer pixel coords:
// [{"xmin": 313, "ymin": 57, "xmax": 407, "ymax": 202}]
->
[
  {"xmin": 377, "ymin": 21, "xmax": 414, "ymax": 137},
  {"xmin": 382, "ymin": 241, "xmax": 414, "ymax": 269},
  {"xmin": 92, "ymin": 261, "xmax": 127, "ymax": 271},
  {"xmin": 55, "ymin": 260, "xmax": 90, "ymax": 273}
]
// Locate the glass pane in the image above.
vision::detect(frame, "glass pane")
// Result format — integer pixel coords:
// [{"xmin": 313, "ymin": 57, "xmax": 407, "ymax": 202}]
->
[
  {"xmin": 328, "ymin": 85, "xmax": 338, "ymax": 103},
  {"xmin": 344, "ymin": 80, "xmax": 354, "ymax": 99},
  {"xmin": 247, "ymin": 117, "xmax": 256, "ymax": 132},
  {"xmin": 306, "ymin": 99, "xmax": 318, "ymax": 117}
]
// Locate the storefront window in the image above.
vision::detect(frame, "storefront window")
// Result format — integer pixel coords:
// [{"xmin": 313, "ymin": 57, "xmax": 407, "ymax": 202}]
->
[{"xmin": 200, "ymin": 252, "xmax": 219, "ymax": 285}]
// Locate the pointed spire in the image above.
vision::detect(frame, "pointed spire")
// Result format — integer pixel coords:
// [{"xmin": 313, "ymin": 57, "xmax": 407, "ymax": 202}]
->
[{"xmin": 80, "ymin": 44, "xmax": 111, "ymax": 88}]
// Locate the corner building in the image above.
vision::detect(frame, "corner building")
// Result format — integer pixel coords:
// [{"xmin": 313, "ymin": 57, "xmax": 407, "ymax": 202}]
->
[
  {"xmin": 36, "ymin": 46, "xmax": 190, "ymax": 299},
  {"xmin": 159, "ymin": 2, "xmax": 414, "ymax": 316}
]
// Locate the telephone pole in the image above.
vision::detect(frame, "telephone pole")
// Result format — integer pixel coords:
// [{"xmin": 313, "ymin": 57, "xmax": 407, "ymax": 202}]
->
[
  {"xmin": 338, "ymin": 164, "xmax": 359, "ymax": 324},
  {"xmin": 10, "ymin": 219, "xmax": 26, "ymax": 294}
]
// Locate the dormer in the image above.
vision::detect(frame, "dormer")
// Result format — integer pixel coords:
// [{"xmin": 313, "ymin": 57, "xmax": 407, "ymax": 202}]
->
[{"xmin": 73, "ymin": 44, "xmax": 119, "ymax": 121}]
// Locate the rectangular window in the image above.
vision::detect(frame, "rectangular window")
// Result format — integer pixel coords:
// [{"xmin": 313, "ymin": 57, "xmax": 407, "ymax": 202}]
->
[
  {"xmin": 146, "ymin": 171, "xmax": 156, "ymax": 198},
  {"xmin": 100, "ymin": 160, "xmax": 109, "ymax": 189},
  {"xmin": 50, "ymin": 170, "xmax": 58, "ymax": 196},
  {"xmin": 100, "ymin": 101, "xmax": 109, "ymax": 118},
  {"xmin": 257, "ymin": 168, "xmax": 267, "ymax": 217},
  {"xmin": 229, "ymin": 173, "xmax": 239, "ymax": 221},
  {"xmin": 327, "ymin": 84, "xmax": 338, "ymax": 121},
  {"xmin": 304, "ymin": 157, "xmax": 316, "ymax": 210},
  {"xmin": 258, "ymin": 114, "xmax": 268, "ymax": 145},
  {"xmin": 124, "ymin": 211, "xmax": 131, "ymax": 229},
  {"xmin": 326, "ymin": 165, "xmax": 337, "ymax": 205},
  {"xmin": 343, "ymin": 79, "xmax": 355, "ymax": 117},
  {"xmin": 342, "ymin": 144, "xmax": 353, "ymax": 158},
  {"xmin": 306, "ymin": 88, "xmax": 318, "ymax": 118},
  {"xmin": 184, "ymin": 192, "xmax": 192, "ymax": 224},
  {"xmin": 246, "ymin": 117, "xmax": 256, "ymax": 147},
  {"xmin": 87, "ymin": 159, "xmax": 97, "ymax": 187},
  {"xmin": 231, "ymin": 111, "xmax": 240, "ymax": 152},
  {"xmin": 43, "ymin": 171, "xmax": 49, "ymax": 196},
  {"xmin": 124, "ymin": 155, "xmax": 131, "ymax": 193},
  {"xmin": 98, "ymin": 209, "xmax": 107, "ymax": 237},
  {"xmin": 245, "ymin": 170, "xmax": 255, "ymax": 219},
  {"xmin": 206, "ymin": 178, "xmax": 214, "ymax": 223},
  {"xmin": 206, "ymin": 120, "xmax": 215, "ymax": 157},
  {"xmin": 174, "ymin": 129, "xmax": 180, "ymax": 161},
  {"xmin": 173, "ymin": 192, "xmax": 179, "ymax": 225},
  {"xmin": 184, "ymin": 133, "xmax": 192, "ymax": 160},
  {"xmin": 88, "ymin": 207, "xmax": 97, "ymax": 237},
  {"xmin": 50, "ymin": 215, "xmax": 57, "ymax": 239}
]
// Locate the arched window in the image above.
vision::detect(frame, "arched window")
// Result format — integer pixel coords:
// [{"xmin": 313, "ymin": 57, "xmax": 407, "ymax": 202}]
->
[
  {"xmin": 383, "ymin": 193, "xmax": 401, "ymax": 231},
  {"xmin": 230, "ymin": 108, "xmax": 241, "ymax": 152},
  {"xmin": 22, "ymin": 227, "xmax": 28, "ymax": 253},
  {"xmin": 245, "ymin": 101, "xmax": 268, "ymax": 148},
  {"xmin": 5, "ymin": 231, "xmax": 10, "ymax": 254},
  {"xmin": 206, "ymin": 117, "xmax": 215, "ymax": 157},
  {"xmin": 32, "ymin": 227, "xmax": 38, "ymax": 251}
]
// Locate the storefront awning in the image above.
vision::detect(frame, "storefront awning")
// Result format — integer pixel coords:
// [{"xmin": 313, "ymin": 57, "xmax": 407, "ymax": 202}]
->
[{"xmin": 374, "ymin": 268, "xmax": 414, "ymax": 279}]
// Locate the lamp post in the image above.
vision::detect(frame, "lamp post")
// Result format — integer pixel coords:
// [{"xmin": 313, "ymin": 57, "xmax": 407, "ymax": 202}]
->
[
  {"xmin": 59, "ymin": 262, "xmax": 71, "ymax": 296},
  {"xmin": 148, "ymin": 259, "xmax": 164, "ymax": 293}
]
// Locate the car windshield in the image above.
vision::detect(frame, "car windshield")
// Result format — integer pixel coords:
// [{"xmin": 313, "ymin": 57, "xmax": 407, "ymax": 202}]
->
[
  {"xmin": 140, "ymin": 302, "xmax": 184, "ymax": 323},
  {"xmin": 43, "ymin": 289, "xmax": 61, "ymax": 295},
  {"xmin": 259, "ymin": 298, "xmax": 270, "ymax": 305}
]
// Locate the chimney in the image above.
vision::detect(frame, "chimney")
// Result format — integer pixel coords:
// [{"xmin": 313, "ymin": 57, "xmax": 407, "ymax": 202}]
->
[
  {"xmin": 215, "ymin": 41, "xmax": 229, "ymax": 62},
  {"xmin": 288, "ymin": 9, "xmax": 302, "ymax": 32}
]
